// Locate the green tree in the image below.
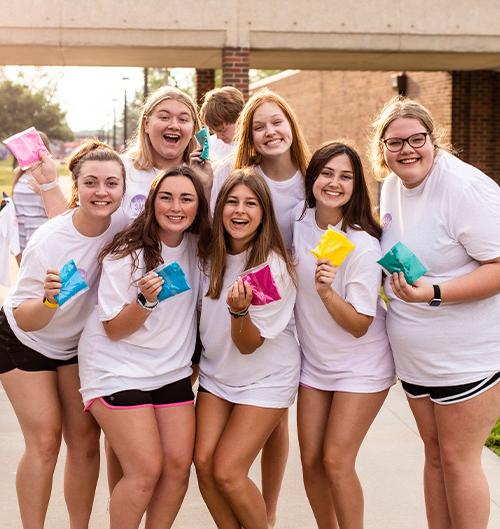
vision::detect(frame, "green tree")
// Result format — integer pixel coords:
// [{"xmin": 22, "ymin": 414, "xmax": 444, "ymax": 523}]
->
[{"xmin": 0, "ymin": 79, "xmax": 73, "ymax": 141}]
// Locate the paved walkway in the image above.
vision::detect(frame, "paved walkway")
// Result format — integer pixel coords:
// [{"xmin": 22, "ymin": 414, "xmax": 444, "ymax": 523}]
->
[{"xmin": 1, "ymin": 254, "xmax": 499, "ymax": 528}]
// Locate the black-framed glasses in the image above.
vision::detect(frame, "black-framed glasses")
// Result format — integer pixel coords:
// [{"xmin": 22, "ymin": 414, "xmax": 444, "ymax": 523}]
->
[{"xmin": 382, "ymin": 132, "xmax": 429, "ymax": 152}]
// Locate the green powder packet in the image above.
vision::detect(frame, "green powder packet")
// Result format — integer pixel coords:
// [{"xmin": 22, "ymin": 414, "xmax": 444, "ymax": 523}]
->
[{"xmin": 377, "ymin": 242, "xmax": 428, "ymax": 285}]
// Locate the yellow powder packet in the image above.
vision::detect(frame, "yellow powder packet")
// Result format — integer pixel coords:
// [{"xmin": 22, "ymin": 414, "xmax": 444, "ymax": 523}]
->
[{"xmin": 311, "ymin": 227, "xmax": 355, "ymax": 266}]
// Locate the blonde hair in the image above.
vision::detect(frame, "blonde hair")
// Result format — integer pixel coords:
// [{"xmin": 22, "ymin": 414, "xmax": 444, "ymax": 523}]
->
[
  {"xmin": 234, "ymin": 88, "xmax": 310, "ymax": 175},
  {"xmin": 67, "ymin": 140, "xmax": 125, "ymax": 208},
  {"xmin": 200, "ymin": 86, "xmax": 245, "ymax": 129},
  {"xmin": 370, "ymin": 96, "xmax": 451, "ymax": 180},
  {"xmin": 126, "ymin": 86, "xmax": 201, "ymax": 170}
]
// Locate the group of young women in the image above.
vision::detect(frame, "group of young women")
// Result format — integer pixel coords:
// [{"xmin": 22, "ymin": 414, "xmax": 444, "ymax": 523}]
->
[{"xmin": 1, "ymin": 83, "xmax": 499, "ymax": 529}]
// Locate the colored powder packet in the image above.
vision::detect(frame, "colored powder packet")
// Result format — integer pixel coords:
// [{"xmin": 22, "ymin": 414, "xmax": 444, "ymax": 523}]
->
[
  {"xmin": 195, "ymin": 127, "xmax": 210, "ymax": 161},
  {"xmin": 377, "ymin": 242, "xmax": 428, "ymax": 285},
  {"xmin": 241, "ymin": 264, "xmax": 281, "ymax": 306},
  {"xmin": 3, "ymin": 127, "xmax": 50, "ymax": 170},
  {"xmin": 155, "ymin": 261, "xmax": 191, "ymax": 302},
  {"xmin": 311, "ymin": 227, "xmax": 355, "ymax": 267},
  {"xmin": 55, "ymin": 259, "xmax": 89, "ymax": 307}
]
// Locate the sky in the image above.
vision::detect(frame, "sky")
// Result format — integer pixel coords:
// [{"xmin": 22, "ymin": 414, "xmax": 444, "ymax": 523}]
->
[{"xmin": 3, "ymin": 65, "xmax": 193, "ymax": 133}]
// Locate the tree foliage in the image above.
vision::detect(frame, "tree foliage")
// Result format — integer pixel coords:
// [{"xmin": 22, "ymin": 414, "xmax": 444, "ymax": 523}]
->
[{"xmin": 0, "ymin": 79, "xmax": 73, "ymax": 141}]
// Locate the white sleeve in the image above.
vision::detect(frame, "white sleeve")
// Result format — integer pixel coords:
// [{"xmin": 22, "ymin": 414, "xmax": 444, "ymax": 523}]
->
[
  {"xmin": 344, "ymin": 246, "xmax": 382, "ymax": 317},
  {"xmin": 98, "ymin": 254, "xmax": 139, "ymax": 321},
  {"xmin": 9, "ymin": 245, "xmax": 47, "ymax": 306},
  {"xmin": 451, "ymin": 177, "xmax": 500, "ymax": 262},
  {"xmin": 249, "ymin": 256, "xmax": 296, "ymax": 339},
  {"xmin": 210, "ymin": 159, "xmax": 232, "ymax": 214}
]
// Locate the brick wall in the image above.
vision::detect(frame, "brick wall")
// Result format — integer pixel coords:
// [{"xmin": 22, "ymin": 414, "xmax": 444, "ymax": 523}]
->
[
  {"xmin": 195, "ymin": 69, "xmax": 215, "ymax": 105},
  {"xmin": 222, "ymin": 47, "xmax": 250, "ymax": 99}
]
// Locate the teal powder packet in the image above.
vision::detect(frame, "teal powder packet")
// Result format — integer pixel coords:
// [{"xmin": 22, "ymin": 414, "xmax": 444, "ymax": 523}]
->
[
  {"xmin": 195, "ymin": 127, "xmax": 210, "ymax": 161},
  {"xmin": 377, "ymin": 242, "xmax": 428, "ymax": 285},
  {"xmin": 55, "ymin": 259, "xmax": 89, "ymax": 307},
  {"xmin": 155, "ymin": 261, "xmax": 191, "ymax": 302}
]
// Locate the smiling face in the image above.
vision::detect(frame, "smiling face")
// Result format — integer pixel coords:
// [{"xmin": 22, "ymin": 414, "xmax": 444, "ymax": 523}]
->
[
  {"xmin": 144, "ymin": 98, "xmax": 195, "ymax": 168},
  {"xmin": 154, "ymin": 175, "xmax": 199, "ymax": 247},
  {"xmin": 383, "ymin": 117, "xmax": 435, "ymax": 188},
  {"xmin": 312, "ymin": 153, "xmax": 354, "ymax": 227},
  {"xmin": 222, "ymin": 183, "xmax": 263, "ymax": 253},
  {"xmin": 251, "ymin": 101, "xmax": 293, "ymax": 160},
  {"xmin": 77, "ymin": 160, "xmax": 124, "ymax": 219}
]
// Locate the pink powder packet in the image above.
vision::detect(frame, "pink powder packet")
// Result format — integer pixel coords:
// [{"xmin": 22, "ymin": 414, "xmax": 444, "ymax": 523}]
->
[
  {"xmin": 241, "ymin": 264, "xmax": 281, "ymax": 306},
  {"xmin": 3, "ymin": 127, "xmax": 50, "ymax": 169}
]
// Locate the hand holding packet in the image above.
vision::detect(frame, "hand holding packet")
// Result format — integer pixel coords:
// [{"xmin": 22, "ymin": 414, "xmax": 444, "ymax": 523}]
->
[
  {"xmin": 155, "ymin": 261, "xmax": 191, "ymax": 302},
  {"xmin": 377, "ymin": 242, "xmax": 428, "ymax": 285},
  {"xmin": 241, "ymin": 264, "xmax": 281, "ymax": 306},
  {"xmin": 3, "ymin": 127, "xmax": 50, "ymax": 169},
  {"xmin": 311, "ymin": 227, "xmax": 355, "ymax": 266},
  {"xmin": 54, "ymin": 259, "xmax": 89, "ymax": 307},
  {"xmin": 195, "ymin": 127, "xmax": 210, "ymax": 161}
]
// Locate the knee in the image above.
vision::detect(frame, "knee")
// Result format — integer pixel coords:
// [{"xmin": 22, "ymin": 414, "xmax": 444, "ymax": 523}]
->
[
  {"xmin": 213, "ymin": 459, "xmax": 245, "ymax": 496},
  {"xmin": 164, "ymin": 452, "xmax": 192, "ymax": 484},
  {"xmin": 422, "ymin": 435, "xmax": 443, "ymax": 471},
  {"xmin": 129, "ymin": 455, "xmax": 163, "ymax": 496},
  {"xmin": 26, "ymin": 428, "xmax": 62, "ymax": 466},
  {"xmin": 323, "ymin": 451, "xmax": 354, "ymax": 483},
  {"xmin": 193, "ymin": 450, "xmax": 213, "ymax": 482},
  {"xmin": 300, "ymin": 451, "xmax": 324, "ymax": 482},
  {"xmin": 65, "ymin": 426, "xmax": 100, "ymax": 459}
]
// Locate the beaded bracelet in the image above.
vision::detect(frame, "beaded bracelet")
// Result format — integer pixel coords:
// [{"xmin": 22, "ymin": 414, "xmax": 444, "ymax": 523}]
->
[{"xmin": 227, "ymin": 306, "xmax": 249, "ymax": 318}]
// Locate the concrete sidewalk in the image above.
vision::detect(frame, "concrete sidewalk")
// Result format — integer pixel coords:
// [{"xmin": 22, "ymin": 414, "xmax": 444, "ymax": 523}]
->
[{"xmin": 0, "ymin": 378, "xmax": 499, "ymax": 529}]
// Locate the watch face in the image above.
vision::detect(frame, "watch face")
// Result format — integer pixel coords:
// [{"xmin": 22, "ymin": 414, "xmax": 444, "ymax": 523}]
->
[{"xmin": 429, "ymin": 298, "xmax": 441, "ymax": 307}]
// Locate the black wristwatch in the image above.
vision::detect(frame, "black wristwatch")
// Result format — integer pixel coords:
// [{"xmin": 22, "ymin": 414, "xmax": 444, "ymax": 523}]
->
[
  {"xmin": 137, "ymin": 293, "xmax": 158, "ymax": 311},
  {"xmin": 428, "ymin": 284, "xmax": 442, "ymax": 307}
]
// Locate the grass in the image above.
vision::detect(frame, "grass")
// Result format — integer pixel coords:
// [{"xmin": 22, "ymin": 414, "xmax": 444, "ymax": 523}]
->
[{"xmin": 486, "ymin": 418, "xmax": 500, "ymax": 457}]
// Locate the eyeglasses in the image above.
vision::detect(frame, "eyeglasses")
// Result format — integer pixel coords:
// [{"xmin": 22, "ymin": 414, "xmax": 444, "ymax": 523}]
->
[{"xmin": 382, "ymin": 132, "xmax": 429, "ymax": 152}]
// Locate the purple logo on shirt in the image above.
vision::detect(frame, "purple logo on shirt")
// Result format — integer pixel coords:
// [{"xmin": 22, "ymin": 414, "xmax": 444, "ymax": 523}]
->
[
  {"xmin": 382, "ymin": 213, "xmax": 392, "ymax": 231},
  {"xmin": 130, "ymin": 194, "xmax": 146, "ymax": 217},
  {"xmin": 77, "ymin": 268, "xmax": 88, "ymax": 282}
]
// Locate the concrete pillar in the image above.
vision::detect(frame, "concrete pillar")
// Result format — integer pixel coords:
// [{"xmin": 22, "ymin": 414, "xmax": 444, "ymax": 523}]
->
[
  {"xmin": 451, "ymin": 71, "xmax": 500, "ymax": 183},
  {"xmin": 196, "ymin": 69, "xmax": 216, "ymax": 105},
  {"xmin": 222, "ymin": 46, "xmax": 249, "ymax": 99}
]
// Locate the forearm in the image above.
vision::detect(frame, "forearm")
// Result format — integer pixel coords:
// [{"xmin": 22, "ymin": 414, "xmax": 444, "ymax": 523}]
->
[
  {"xmin": 319, "ymin": 289, "xmax": 373, "ymax": 338},
  {"xmin": 440, "ymin": 261, "xmax": 500, "ymax": 303},
  {"xmin": 102, "ymin": 302, "xmax": 152, "ymax": 341},
  {"xmin": 230, "ymin": 314, "xmax": 264, "ymax": 355},
  {"xmin": 13, "ymin": 299, "xmax": 57, "ymax": 331},
  {"xmin": 40, "ymin": 186, "xmax": 68, "ymax": 218}
]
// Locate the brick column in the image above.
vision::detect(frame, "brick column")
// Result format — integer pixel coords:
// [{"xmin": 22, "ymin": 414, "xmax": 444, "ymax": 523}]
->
[
  {"xmin": 222, "ymin": 46, "xmax": 250, "ymax": 99},
  {"xmin": 451, "ymin": 71, "xmax": 500, "ymax": 183},
  {"xmin": 196, "ymin": 69, "xmax": 215, "ymax": 105}
]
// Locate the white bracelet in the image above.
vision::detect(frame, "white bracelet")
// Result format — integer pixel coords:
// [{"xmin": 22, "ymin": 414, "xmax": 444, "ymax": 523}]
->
[{"xmin": 39, "ymin": 180, "xmax": 59, "ymax": 191}]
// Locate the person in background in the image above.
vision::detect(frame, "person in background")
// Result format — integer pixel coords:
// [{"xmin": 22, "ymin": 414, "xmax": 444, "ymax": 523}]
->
[{"xmin": 372, "ymin": 96, "xmax": 500, "ymax": 529}]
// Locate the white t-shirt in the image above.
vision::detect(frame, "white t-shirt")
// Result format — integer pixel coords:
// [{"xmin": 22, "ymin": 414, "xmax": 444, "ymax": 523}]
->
[
  {"xmin": 121, "ymin": 156, "xmax": 159, "ymax": 221},
  {"xmin": 211, "ymin": 160, "xmax": 305, "ymax": 250},
  {"xmin": 380, "ymin": 150, "xmax": 500, "ymax": 385},
  {"xmin": 78, "ymin": 233, "xmax": 200, "ymax": 403},
  {"xmin": 3, "ymin": 209, "xmax": 127, "ymax": 360},
  {"xmin": 293, "ymin": 207, "xmax": 395, "ymax": 392},
  {"xmin": 0, "ymin": 199, "xmax": 20, "ymax": 287},
  {"xmin": 199, "ymin": 251, "xmax": 300, "ymax": 408},
  {"xmin": 208, "ymin": 134, "xmax": 236, "ymax": 164}
]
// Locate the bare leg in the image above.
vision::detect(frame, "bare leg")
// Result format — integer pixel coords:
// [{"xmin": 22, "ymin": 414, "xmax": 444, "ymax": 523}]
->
[
  {"xmin": 323, "ymin": 390, "xmax": 388, "ymax": 529},
  {"xmin": 145, "ymin": 404, "xmax": 195, "ymax": 529},
  {"xmin": 90, "ymin": 401, "xmax": 162, "ymax": 529},
  {"xmin": 105, "ymin": 439, "xmax": 123, "ymax": 494},
  {"xmin": 213, "ymin": 404, "xmax": 285, "ymax": 529},
  {"xmin": 407, "ymin": 396, "xmax": 452, "ymax": 529},
  {"xmin": 435, "ymin": 382, "xmax": 500, "ymax": 529},
  {"xmin": 194, "ymin": 392, "xmax": 240, "ymax": 529},
  {"xmin": 58, "ymin": 364, "xmax": 101, "ymax": 529},
  {"xmin": 261, "ymin": 411, "xmax": 289, "ymax": 528},
  {"xmin": 1, "ymin": 369, "xmax": 62, "ymax": 529},
  {"xmin": 297, "ymin": 386, "xmax": 338, "ymax": 529}
]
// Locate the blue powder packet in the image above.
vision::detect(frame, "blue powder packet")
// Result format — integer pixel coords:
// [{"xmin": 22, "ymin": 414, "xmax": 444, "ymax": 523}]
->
[
  {"xmin": 377, "ymin": 242, "xmax": 428, "ymax": 285},
  {"xmin": 55, "ymin": 259, "xmax": 89, "ymax": 307},
  {"xmin": 155, "ymin": 261, "xmax": 191, "ymax": 302},
  {"xmin": 195, "ymin": 127, "xmax": 210, "ymax": 161}
]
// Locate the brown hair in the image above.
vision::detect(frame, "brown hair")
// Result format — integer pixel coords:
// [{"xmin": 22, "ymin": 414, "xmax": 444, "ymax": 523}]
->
[
  {"xmin": 370, "ymin": 96, "xmax": 452, "ymax": 180},
  {"xmin": 234, "ymin": 88, "xmax": 310, "ymax": 176},
  {"xmin": 301, "ymin": 141, "xmax": 381, "ymax": 240},
  {"xmin": 200, "ymin": 86, "xmax": 245, "ymax": 129},
  {"xmin": 125, "ymin": 86, "xmax": 201, "ymax": 170},
  {"xmin": 100, "ymin": 166, "xmax": 211, "ymax": 274},
  {"xmin": 207, "ymin": 168, "xmax": 295, "ymax": 299},
  {"xmin": 67, "ymin": 139, "xmax": 126, "ymax": 209}
]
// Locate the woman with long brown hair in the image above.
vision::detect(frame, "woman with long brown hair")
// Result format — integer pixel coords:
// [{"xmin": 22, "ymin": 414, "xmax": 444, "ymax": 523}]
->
[{"xmin": 195, "ymin": 169, "xmax": 300, "ymax": 529}]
